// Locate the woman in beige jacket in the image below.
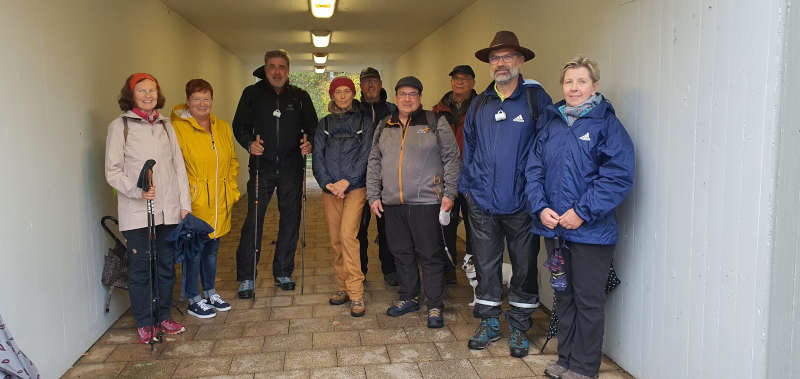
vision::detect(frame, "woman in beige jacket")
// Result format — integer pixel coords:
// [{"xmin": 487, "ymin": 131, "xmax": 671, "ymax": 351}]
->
[{"xmin": 104, "ymin": 73, "xmax": 191, "ymax": 344}]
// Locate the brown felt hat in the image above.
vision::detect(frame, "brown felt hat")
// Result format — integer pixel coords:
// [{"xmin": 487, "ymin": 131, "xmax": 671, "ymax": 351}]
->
[{"xmin": 474, "ymin": 30, "xmax": 535, "ymax": 63}]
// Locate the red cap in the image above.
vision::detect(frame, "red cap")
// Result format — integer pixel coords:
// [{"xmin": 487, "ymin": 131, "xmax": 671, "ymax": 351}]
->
[
  {"xmin": 329, "ymin": 76, "xmax": 355, "ymax": 98},
  {"xmin": 129, "ymin": 73, "xmax": 158, "ymax": 91}
]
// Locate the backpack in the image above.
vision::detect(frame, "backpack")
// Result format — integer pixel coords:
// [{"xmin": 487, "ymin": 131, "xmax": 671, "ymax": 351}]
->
[{"xmin": 473, "ymin": 85, "xmax": 540, "ymax": 126}]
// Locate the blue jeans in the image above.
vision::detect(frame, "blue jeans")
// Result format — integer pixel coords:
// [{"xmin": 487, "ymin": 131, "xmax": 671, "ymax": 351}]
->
[{"xmin": 184, "ymin": 238, "xmax": 220, "ymax": 304}]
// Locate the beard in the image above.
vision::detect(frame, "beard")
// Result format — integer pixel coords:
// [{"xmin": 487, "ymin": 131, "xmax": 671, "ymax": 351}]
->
[{"xmin": 491, "ymin": 65, "xmax": 519, "ymax": 84}]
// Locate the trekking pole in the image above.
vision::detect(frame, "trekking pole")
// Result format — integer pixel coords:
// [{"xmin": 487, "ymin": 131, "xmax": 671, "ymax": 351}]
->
[
  {"xmin": 300, "ymin": 144, "xmax": 307, "ymax": 294},
  {"xmin": 137, "ymin": 159, "xmax": 159, "ymax": 350},
  {"xmin": 439, "ymin": 225, "xmax": 455, "ymax": 267},
  {"xmin": 252, "ymin": 134, "xmax": 260, "ymax": 301}
]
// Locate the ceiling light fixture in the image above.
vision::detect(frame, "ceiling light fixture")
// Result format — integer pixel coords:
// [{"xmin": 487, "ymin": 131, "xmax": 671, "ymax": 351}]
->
[
  {"xmin": 311, "ymin": 30, "xmax": 331, "ymax": 48},
  {"xmin": 313, "ymin": 53, "xmax": 328, "ymax": 65},
  {"xmin": 314, "ymin": 65, "xmax": 326, "ymax": 74},
  {"xmin": 310, "ymin": 0, "xmax": 336, "ymax": 18}
]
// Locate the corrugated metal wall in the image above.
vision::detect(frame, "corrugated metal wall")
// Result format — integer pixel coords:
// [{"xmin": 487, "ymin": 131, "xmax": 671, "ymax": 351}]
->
[{"xmin": 389, "ymin": 0, "xmax": 792, "ymax": 377}]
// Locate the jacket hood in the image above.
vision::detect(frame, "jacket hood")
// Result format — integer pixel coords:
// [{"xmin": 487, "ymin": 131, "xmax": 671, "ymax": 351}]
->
[
  {"xmin": 253, "ymin": 65, "xmax": 266, "ymax": 79},
  {"xmin": 170, "ymin": 103, "xmax": 218, "ymax": 130},
  {"xmin": 436, "ymin": 89, "xmax": 478, "ymax": 110},
  {"xmin": 327, "ymin": 98, "xmax": 362, "ymax": 115},
  {"xmin": 360, "ymin": 88, "xmax": 388, "ymax": 104},
  {"xmin": 551, "ymin": 93, "xmax": 615, "ymax": 120}
]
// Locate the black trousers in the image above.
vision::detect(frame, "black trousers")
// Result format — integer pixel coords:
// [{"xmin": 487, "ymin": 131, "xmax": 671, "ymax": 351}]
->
[
  {"xmin": 443, "ymin": 192, "xmax": 472, "ymax": 271},
  {"xmin": 358, "ymin": 203, "xmax": 395, "ymax": 275},
  {"xmin": 545, "ymin": 238, "xmax": 614, "ymax": 377},
  {"xmin": 122, "ymin": 224, "xmax": 177, "ymax": 328},
  {"xmin": 236, "ymin": 167, "xmax": 302, "ymax": 281},
  {"xmin": 467, "ymin": 195, "xmax": 540, "ymax": 331},
  {"xmin": 384, "ymin": 204, "xmax": 445, "ymax": 308}
]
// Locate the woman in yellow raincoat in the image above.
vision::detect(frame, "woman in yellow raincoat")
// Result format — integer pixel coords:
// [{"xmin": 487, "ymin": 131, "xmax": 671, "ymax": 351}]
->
[{"xmin": 172, "ymin": 79, "xmax": 240, "ymax": 318}]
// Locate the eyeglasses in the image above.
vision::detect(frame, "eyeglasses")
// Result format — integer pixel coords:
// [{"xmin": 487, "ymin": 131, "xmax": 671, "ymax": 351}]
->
[
  {"xmin": 489, "ymin": 54, "xmax": 520, "ymax": 64},
  {"xmin": 189, "ymin": 98, "xmax": 212, "ymax": 104},
  {"xmin": 333, "ymin": 89, "xmax": 353, "ymax": 95},
  {"xmin": 396, "ymin": 91, "xmax": 420, "ymax": 99},
  {"xmin": 451, "ymin": 77, "xmax": 473, "ymax": 84}
]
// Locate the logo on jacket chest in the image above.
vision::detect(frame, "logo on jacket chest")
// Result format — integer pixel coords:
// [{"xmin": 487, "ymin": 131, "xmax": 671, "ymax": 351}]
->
[
  {"xmin": 416, "ymin": 127, "xmax": 432, "ymax": 134},
  {"xmin": 579, "ymin": 132, "xmax": 591, "ymax": 141}
]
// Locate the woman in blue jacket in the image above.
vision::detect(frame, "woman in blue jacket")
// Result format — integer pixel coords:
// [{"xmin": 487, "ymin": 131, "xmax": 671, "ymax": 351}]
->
[
  {"xmin": 525, "ymin": 57, "xmax": 634, "ymax": 379},
  {"xmin": 313, "ymin": 77, "xmax": 374, "ymax": 317}
]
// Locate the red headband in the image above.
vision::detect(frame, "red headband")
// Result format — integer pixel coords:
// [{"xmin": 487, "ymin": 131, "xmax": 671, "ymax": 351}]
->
[{"xmin": 129, "ymin": 73, "xmax": 157, "ymax": 91}]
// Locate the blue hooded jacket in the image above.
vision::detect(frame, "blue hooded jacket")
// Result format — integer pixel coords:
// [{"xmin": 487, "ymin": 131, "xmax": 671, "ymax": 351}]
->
[
  {"xmin": 458, "ymin": 75, "xmax": 553, "ymax": 214},
  {"xmin": 525, "ymin": 97, "xmax": 635, "ymax": 245}
]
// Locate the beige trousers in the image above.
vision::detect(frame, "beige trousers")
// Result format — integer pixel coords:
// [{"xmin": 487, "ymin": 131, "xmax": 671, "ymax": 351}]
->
[{"xmin": 322, "ymin": 188, "xmax": 366, "ymax": 300}]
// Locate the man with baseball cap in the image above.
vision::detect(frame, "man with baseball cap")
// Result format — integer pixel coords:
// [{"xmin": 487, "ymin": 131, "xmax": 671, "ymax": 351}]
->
[
  {"xmin": 367, "ymin": 76, "xmax": 460, "ymax": 329},
  {"xmin": 432, "ymin": 65, "xmax": 478, "ymax": 285},
  {"xmin": 460, "ymin": 31, "xmax": 553, "ymax": 358},
  {"xmin": 356, "ymin": 67, "xmax": 399, "ymax": 287}
]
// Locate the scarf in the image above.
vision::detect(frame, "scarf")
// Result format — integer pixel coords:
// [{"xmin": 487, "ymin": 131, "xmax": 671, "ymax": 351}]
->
[{"xmin": 561, "ymin": 93, "xmax": 602, "ymax": 127}]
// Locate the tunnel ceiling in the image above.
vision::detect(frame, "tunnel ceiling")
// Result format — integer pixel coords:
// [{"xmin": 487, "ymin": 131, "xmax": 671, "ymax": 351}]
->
[{"xmin": 162, "ymin": 0, "xmax": 477, "ymax": 73}]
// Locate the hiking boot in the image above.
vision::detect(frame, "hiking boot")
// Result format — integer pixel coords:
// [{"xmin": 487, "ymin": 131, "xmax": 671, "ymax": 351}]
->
[
  {"xmin": 444, "ymin": 270, "xmax": 457, "ymax": 285},
  {"xmin": 386, "ymin": 298, "xmax": 420, "ymax": 317},
  {"xmin": 561, "ymin": 370, "xmax": 596, "ymax": 379},
  {"xmin": 544, "ymin": 363, "xmax": 569, "ymax": 379},
  {"xmin": 329, "ymin": 290, "xmax": 349, "ymax": 305},
  {"xmin": 159, "ymin": 319, "xmax": 186, "ymax": 335},
  {"xmin": 427, "ymin": 307, "xmax": 444, "ymax": 328},
  {"xmin": 508, "ymin": 327, "xmax": 529, "ymax": 358},
  {"xmin": 238, "ymin": 280, "xmax": 254, "ymax": 299},
  {"xmin": 187, "ymin": 299, "xmax": 216, "ymax": 319},
  {"xmin": 383, "ymin": 272, "xmax": 399, "ymax": 286},
  {"xmin": 207, "ymin": 293, "xmax": 231, "ymax": 311},
  {"xmin": 350, "ymin": 299, "xmax": 366, "ymax": 317},
  {"xmin": 137, "ymin": 326, "xmax": 159, "ymax": 344},
  {"xmin": 275, "ymin": 276, "xmax": 296, "ymax": 291},
  {"xmin": 468, "ymin": 317, "xmax": 501, "ymax": 350}
]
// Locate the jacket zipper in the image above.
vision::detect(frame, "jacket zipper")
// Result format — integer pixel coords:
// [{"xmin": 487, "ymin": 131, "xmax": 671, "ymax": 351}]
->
[
  {"xmin": 211, "ymin": 131, "xmax": 219, "ymax": 239},
  {"xmin": 398, "ymin": 118, "xmax": 409, "ymax": 204},
  {"xmin": 275, "ymin": 98, "xmax": 280, "ymax": 174}
]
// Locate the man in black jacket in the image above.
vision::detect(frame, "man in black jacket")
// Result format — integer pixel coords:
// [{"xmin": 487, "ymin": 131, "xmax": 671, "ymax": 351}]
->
[
  {"xmin": 356, "ymin": 67, "xmax": 399, "ymax": 287},
  {"xmin": 232, "ymin": 49, "xmax": 318, "ymax": 295}
]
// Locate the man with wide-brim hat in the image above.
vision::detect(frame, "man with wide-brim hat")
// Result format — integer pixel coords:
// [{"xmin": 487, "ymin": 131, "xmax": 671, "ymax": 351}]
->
[{"xmin": 459, "ymin": 30, "xmax": 553, "ymax": 358}]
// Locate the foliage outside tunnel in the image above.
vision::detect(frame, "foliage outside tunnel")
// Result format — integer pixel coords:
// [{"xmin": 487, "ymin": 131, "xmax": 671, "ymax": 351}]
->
[{"xmin": 290, "ymin": 71, "xmax": 362, "ymax": 120}]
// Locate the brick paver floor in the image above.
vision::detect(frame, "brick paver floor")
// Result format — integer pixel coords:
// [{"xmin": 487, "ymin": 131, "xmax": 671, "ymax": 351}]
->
[{"xmin": 65, "ymin": 176, "xmax": 632, "ymax": 378}]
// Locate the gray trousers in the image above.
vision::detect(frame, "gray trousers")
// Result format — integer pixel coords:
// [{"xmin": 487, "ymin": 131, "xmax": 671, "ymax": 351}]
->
[{"xmin": 545, "ymin": 238, "xmax": 614, "ymax": 377}]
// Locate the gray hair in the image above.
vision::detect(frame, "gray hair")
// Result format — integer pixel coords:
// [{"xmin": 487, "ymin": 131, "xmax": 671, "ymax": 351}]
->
[
  {"xmin": 264, "ymin": 49, "xmax": 290, "ymax": 66},
  {"xmin": 560, "ymin": 56, "xmax": 599, "ymax": 84}
]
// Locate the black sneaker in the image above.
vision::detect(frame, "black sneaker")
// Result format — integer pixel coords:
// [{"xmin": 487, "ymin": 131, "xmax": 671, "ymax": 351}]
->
[
  {"xmin": 207, "ymin": 293, "xmax": 231, "ymax": 311},
  {"xmin": 386, "ymin": 298, "xmax": 420, "ymax": 317},
  {"xmin": 187, "ymin": 299, "xmax": 216, "ymax": 319},
  {"xmin": 427, "ymin": 307, "xmax": 444, "ymax": 328}
]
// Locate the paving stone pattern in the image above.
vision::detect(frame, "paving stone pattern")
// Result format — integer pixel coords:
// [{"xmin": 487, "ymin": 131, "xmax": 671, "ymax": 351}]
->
[{"xmin": 64, "ymin": 177, "xmax": 632, "ymax": 378}]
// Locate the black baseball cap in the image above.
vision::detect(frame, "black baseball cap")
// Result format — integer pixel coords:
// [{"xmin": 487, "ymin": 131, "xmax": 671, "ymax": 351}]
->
[
  {"xmin": 394, "ymin": 76, "xmax": 423, "ymax": 94},
  {"xmin": 360, "ymin": 67, "xmax": 381, "ymax": 81},
  {"xmin": 448, "ymin": 65, "xmax": 475, "ymax": 78}
]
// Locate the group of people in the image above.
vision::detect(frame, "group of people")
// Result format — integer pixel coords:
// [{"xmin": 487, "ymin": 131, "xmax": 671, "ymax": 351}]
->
[{"xmin": 104, "ymin": 29, "xmax": 634, "ymax": 379}]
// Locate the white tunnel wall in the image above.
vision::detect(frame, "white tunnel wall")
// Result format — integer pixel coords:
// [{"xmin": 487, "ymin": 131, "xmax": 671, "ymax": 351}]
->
[
  {"xmin": 0, "ymin": 1, "xmax": 250, "ymax": 377},
  {"xmin": 767, "ymin": 0, "xmax": 800, "ymax": 377},
  {"xmin": 386, "ymin": 0, "xmax": 789, "ymax": 377}
]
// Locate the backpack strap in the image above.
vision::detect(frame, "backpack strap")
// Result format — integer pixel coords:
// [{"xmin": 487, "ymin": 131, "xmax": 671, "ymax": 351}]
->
[
  {"xmin": 525, "ymin": 86, "xmax": 539, "ymax": 126},
  {"xmin": 425, "ymin": 110, "xmax": 438, "ymax": 136},
  {"xmin": 122, "ymin": 116, "xmax": 169, "ymax": 143}
]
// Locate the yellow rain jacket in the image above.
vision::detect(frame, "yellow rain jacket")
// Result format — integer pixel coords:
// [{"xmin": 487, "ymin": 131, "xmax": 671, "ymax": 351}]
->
[{"xmin": 171, "ymin": 103, "xmax": 240, "ymax": 238}]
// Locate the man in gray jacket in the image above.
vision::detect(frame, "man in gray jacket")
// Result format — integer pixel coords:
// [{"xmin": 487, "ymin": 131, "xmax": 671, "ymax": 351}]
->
[{"xmin": 367, "ymin": 76, "xmax": 461, "ymax": 329}]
